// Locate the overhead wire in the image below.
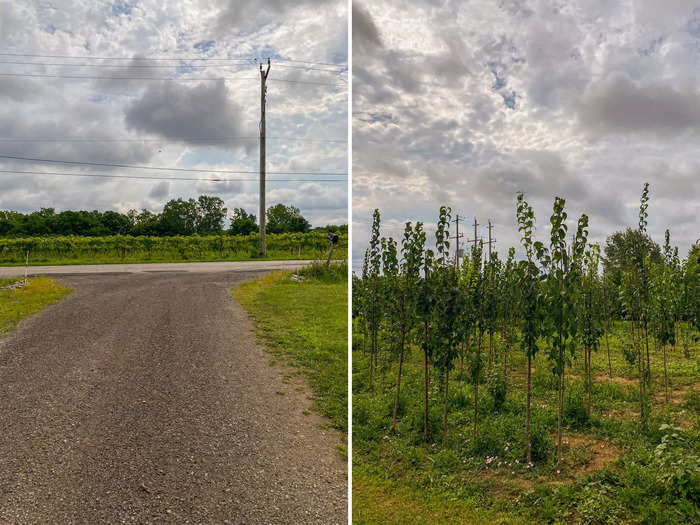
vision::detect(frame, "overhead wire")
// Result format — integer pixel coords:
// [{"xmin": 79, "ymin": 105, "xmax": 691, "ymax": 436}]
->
[
  {"xmin": 0, "ymin": 169, "xmax": 346, "ymax": 183},
  {"xmin": 0, "ymin": 72, "xmax": 345, "ymax": 86},
  {"xmin": 0, "ymin": 154, "xmax": 347, "ymax": 175}
]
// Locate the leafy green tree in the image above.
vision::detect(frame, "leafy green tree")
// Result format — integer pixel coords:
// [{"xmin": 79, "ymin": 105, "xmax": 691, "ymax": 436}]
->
[
  {"xmin": 266, "ymin": 204, "xmax": 311, "ymax": 234},
  {"xmin": 366, "ymin": 210, "xmax": 383, "ymax": 388},
  {"xmin": 228, "ymin": 208, "xmax": 258, "ymax": 236},
  {"xmin": 195, "ymin": 195, "xmax": 227, "ymax": 235},
  {"xmin": 160, "ymin": 198, "xmax": 198, "ymax": 236},
  {"xmin": 580, "ymin": 243, "xmax": 603, "ymax": 418},
  {"xmin": 604, "ymin": 228, "xmax": 661, "ymax": 317},
  {"xmin": 131, "ymin": 209, "xmax": 161, "ymax": 236},
  {"xmin": 390, "ymin": 222, "xmax": 425, "ymax": 432},
  {"xmin": 101, "ymin": 210, "xmax": 133, "ymax": 235},
  {"xmin": 516, "ymin": 192, "xmax": 545, "ymax": 463},
  {"xmin": 538, "ymin": 197, "xmax": 589, "ymax": 463},
  {"xmin": 430, "ymin": 207, "xmax": 461, "ymax": 439}
]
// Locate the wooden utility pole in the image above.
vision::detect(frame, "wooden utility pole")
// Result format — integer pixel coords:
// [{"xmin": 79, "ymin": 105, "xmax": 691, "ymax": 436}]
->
[
  {"xmin": 450, "ymin": 214, "xmax": 464, "ymax": 269},
  {"xmin": 486, "ymin": 220, "xmax": 496, "ymax": 258},
  {"xmin": 259, "ymin": 58, "xmax": 271, "ymax": 256}
]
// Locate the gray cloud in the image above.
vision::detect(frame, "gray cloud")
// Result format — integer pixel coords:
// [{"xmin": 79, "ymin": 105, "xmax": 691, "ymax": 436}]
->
[
  {"xmin": 352, "ymin": 3, "xmax": 383, "ymax": 57},
  {"xmin": 578, "ymin": 72, "xmax": 700, "ymax": 134},
  {"xmin": 124, "ymin": 81, "xmax": 245, "ymax": 146}
]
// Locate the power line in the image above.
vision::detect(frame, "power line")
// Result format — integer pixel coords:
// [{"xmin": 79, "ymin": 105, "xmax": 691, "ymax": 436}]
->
[
  {"xmin": 0, "ymin": 154, "xmax": 347, "ymax": 175},
  {"xmin": 0, "ymin": 169, "xmax": 346, "ymax": 182},
  {"xmin": 0, "ymin": 60, "xmax": 347, "ymax": 73},
  {"xmin": 0, "ymin": 72, "xmax": 345, "ymax": 86},
  {"xmin": 0, "ymin": 52, "xmax": 347, "ymax": 67},
  {"xmin": 0, "ymin": 136, "xmax": 347, "ymax": 143}
]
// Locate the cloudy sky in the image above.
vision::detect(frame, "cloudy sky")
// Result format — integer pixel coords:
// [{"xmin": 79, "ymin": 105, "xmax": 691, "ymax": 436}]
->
[
  {"xmin": 0, "ymin": 0, "xmax": 347, "ymax": 226},
  {"xmin": 352, "ymin": 0, "xmax": 700, "ymax": 268}
]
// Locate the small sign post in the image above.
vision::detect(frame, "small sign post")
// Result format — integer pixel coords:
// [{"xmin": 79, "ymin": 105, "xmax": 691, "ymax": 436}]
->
[
  {"xmin": 326, "ymin": 232, "xmax": 339, "ymax": 267},
  {"xmin": 24, "ymin": 250, "xmax": 29, "ymax": 285}
]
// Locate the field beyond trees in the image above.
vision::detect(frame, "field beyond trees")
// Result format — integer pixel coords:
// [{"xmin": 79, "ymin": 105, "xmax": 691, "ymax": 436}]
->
[{"xmin": 353, "ymin": 185, "xmax": 699, "ymax": 524}]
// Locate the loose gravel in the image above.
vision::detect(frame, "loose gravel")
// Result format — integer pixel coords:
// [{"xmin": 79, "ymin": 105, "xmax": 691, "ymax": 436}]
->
[{"xmin": 0, "ymin": 270, "xmax": 347, "ymax": 524}]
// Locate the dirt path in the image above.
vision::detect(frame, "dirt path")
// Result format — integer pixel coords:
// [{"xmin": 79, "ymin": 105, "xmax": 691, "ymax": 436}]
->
[{"xmin": 0, "ymin": 271, "xmax": 347, "ymax": 524}]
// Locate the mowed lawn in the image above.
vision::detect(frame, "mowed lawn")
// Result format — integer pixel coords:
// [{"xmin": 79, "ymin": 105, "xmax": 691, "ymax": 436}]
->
[
  {"xmin": 0, "ymin": 277, "xmax": 72, "ymax": 336},
  {"xmin": 234, "ymin": 265, "xmax": 348, "ymax": 434}
]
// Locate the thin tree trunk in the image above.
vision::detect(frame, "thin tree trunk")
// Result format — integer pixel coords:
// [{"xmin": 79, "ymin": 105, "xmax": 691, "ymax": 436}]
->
[
  {"xmin": 605, "ymin": 324, "xmax": 612, "ymax": 378},
  {"xmin": 369, "ymin": 330, "xmax": 375, "ymax": 389},
  {"xmin": 636, "ymin": 322, "xmax": 646, "ymax": 428},
  {"xmin": 443, "ymin": 368, "xmax": 449, "ymax": 440},
  {"xmin": 587, "ymin": 348, "xmax": 592, "ymax": 419},
  {"xmin": 391, "ymin": 329, "xmax": 406, "ymax": 432},
  {"xmin": 526, "ymin": 353, "xmax": 532, "ymax": 464},
  {"xmin": 557, "ymin": 358, "xmax": 564, "ymax": 464},
  {"xmin": 663, "ymin": 343, "xmax": 669, "ymax": 405},
  {"xmin": 473, "ymin": 332, "xmax": 481, "ymax": 441},
  {"xmin": 424, "ymin": 321, "xmax": 429, "ymax": 440},
  {"xmin": 644, "ymin": 320, "xmax": 651, "ymax": 388}
]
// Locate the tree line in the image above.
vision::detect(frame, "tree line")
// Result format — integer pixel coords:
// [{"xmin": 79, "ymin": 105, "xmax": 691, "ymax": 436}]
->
[
  {"xmin": 353, "ymin": 183, "xmax": 698, "ymax": 464},
  {"xmin": 0, "ymin": 196, "xmax": 347, "ymax": 237}
]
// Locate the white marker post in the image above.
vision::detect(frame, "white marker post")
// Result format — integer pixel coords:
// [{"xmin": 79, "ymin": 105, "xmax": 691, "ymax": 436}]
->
[{"xmin": 24, "ymin": 250, "xmax": 29, "ymax": 285}]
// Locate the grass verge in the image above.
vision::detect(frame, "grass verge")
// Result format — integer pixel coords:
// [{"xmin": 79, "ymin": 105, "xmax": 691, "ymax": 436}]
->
[
  {"xmin": 233, "ymin": 262, "xmax": 348, "ymax": 435},
  {"xmin": 0, "ymin": 277, "xmax": 72, "ymax": 336}
]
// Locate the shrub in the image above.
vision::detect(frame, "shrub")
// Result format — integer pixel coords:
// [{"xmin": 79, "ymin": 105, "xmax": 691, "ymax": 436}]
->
[{"xmin": 486, "ymin": 366, "xmax": 508, "ymax": 411}]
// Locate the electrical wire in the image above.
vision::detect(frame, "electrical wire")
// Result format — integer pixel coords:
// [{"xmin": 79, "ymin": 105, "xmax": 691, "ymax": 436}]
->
[
  {"xmin": 0, "ymin": 136, "xmax": 347, "ymax": 143},
  {"xmin": 0, "ymin": 169, "xmax": 346, "ymax": 182},
  {"xmin": 0, "ymin": 72, "xmax": 345, "ymax": 86},
  {"xmin": 0, "ymin": 52, "xmax": 347, "ymax": 67},
  {"xmin": 0, "ymin": 154, "xmax": 347, "ymax": 175},
  {"xmin": 0, "ymin": 60, "xmax": 347, "ymax": 73}
]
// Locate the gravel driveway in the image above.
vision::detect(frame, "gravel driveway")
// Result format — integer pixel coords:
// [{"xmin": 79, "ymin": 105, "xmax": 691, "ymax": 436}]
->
[{"xmin": 0, "ymin": 270, "xmax": 347, "ymax": 524}]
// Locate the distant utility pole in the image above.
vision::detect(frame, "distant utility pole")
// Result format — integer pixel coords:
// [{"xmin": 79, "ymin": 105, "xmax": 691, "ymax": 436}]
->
[
  {"xmin": 467, "ymin": 217, "xmax": 480, "ymax": 267},
  {"xmin": 450, "ymin": 214, "xmax": 464, "ymax": 269},
  {"xmin": 259, "ymin": 58, "xmax": 271, "ymax": 256},
  {"xmin": 486, "ymin": 219, "xmax": 496, "ymax": 258}
]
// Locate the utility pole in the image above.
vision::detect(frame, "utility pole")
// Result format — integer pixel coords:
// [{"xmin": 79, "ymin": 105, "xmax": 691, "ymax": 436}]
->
[
  {"xmin": 467, "ymin": 217, "xmax": 480, "ymax": 267},
  {"xmin": 486, "ymin": 219, "xmax": 496, "ymax": 259},
  {"xmin": 259, "ymin": 58, "xmax": 271, "ymax": 256},
  {"xmin": 450, "ymin": 214, "xmax": 464, "ymax": 269}
]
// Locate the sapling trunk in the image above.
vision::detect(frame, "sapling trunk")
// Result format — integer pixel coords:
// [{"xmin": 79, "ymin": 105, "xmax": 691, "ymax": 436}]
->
[
  {"xmin": 557, "ymin": 357, "xmax": 564, "ymax": 464},
  {"xmin": 663, "ymin": 343, "xmax": 669, "ymax": 405},
  {"xmin": 473, "ymin": 331, "xmax": 481, "ymax": 441},
  {"xmin": 424, "ymin": 320, "xmax": 429, "ymax": 440},
  {"xmin": 526, "ymin": 353, "xmax": 532, "ymax": 464},
  {"xmin": 605, "ymin": 327, "xmax": 612, "ymax": 378},
  {"xmin": 443, "ymin": 368, "xmax": 449, "ymax": 440},
  {"xmin": 391, "ymin": 329, "xmax": 406, "ymax": 432}
]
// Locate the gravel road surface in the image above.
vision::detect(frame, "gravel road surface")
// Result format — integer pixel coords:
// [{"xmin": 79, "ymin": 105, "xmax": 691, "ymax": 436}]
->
[
  {"xmin": 0, "ymin": 260, "xmax": 311, "ymax": 278},
  {"xmin": 0, "ymin": 269, "xmax": 347, "ymax": 524}
]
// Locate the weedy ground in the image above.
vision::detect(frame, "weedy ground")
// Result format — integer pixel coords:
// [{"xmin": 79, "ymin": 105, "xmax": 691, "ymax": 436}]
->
[
  {"xmin": 0, "ymin": 277, "xmax": 72, "ymax": 336},
  {"xmin": 353, "ymin": 323, "xmax": 699, "ymax": 524},
  {"xmin": 234, "ymin": 262, "xmax": 348, "ymax": 439}
]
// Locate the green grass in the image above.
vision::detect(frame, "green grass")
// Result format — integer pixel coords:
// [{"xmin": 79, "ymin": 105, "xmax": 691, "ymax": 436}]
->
[
  {"xmin": 353, "ymin": 467, "xmax": 527, "ymax": 525},
  {"xmin": 353, "ymin": 322, "xmax": 700, "ymax": 524},
  {"xmin": 233, "ymin": 263, "xmax": 348, "ymax": 434},
  {"xmin": 0, "ymin": 277, "xmax": 72, "ymax": 336}
]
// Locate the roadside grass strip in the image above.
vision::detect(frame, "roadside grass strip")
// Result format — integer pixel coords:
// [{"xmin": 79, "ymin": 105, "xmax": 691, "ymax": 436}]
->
[
  {"xmin": 0, "ymin": 276, "xmax": 71, "ymax": 336},
  {"xmin": 233, "ymin": 263, "xmax": 348, "ymax": 434}
]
